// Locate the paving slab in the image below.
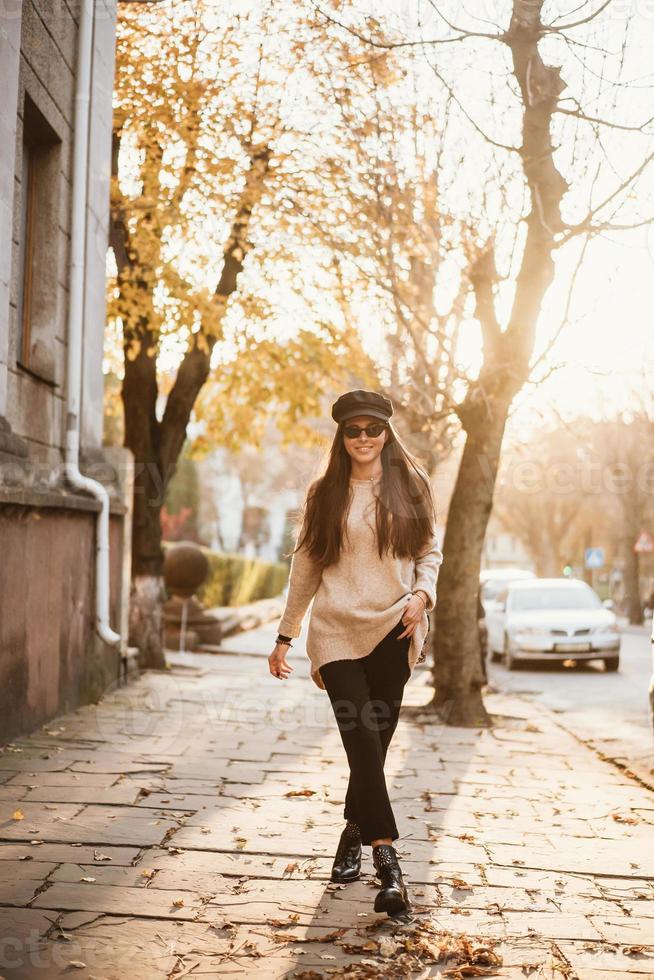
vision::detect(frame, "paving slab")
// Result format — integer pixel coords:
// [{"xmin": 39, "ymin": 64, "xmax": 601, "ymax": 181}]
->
[{"xmin": 0, "ymin": 633, "xmax": 652, "ymax": 978}]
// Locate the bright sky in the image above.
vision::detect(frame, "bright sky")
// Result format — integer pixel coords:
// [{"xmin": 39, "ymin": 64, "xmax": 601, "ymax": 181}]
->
[
  {"xmin": 114, "ymin": 0, "xmax": 654, "ymax": 434},
  {"xmin": 391, "ymin": 0, "xmax": 654, "ymax": 427}
]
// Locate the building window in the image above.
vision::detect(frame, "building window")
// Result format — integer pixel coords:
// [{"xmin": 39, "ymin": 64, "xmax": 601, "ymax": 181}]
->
[{"xmin": 16, "ymin": 94, "xmax": 61, "ymax": 383}]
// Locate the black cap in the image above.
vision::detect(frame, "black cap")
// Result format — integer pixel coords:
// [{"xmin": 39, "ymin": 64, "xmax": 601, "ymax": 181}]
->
[{"xmin": 331, "ymin": 389, "xmax": 393, "ymax": 425}]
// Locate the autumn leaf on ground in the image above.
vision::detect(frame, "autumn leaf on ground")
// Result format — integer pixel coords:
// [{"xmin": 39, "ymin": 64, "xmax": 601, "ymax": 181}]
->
[
  {"xmin": 93, "ymin": 850, "xmax": 112, "ymax": 862},
  {"xmin": 283, "ymin": 862, "xmax": 299, "ymax": 875},
  {"xmin": 612, "ymin": 812, "xmax": 638, "ymax": 825},
  {"xmin": 172, "ymin": 898, "xmax": 185, "ymax": 908},
  {"xmin": 272, "ymin": 927, "xmax": 349, "ymax": 945},
  {"xmin": 443, "ymin": 967, "xmax": 501, "ymax": 978},
  {"xmin": 285, "ymin": 789, "xmax": 316, "ymax": 797},
  {"xmin": 12, "ymin": 809, "xmax": 24, "ymax": 821},
  {"xmin": 80, "ymin": 876, "xmax": 96, "ymax": 883},
  {"xmin": 451, "ymin": 878, "xmax": 473, "ymax": 890}
]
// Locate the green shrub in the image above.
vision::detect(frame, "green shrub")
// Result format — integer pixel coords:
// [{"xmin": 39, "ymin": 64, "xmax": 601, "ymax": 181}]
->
[{"xmin": 163, "ymin": 541, "xmax": 288, "ymax": 608}]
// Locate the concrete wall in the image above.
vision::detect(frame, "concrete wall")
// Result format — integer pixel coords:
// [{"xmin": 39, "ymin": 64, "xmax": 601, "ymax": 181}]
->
[
  {"xmin": 0, "ymin": 1, "xmax": 128, "ymax": 743},
  {"xmin": 82, "ymin": 0, "xmax": 118, "ymax": 447},
  {"xmin": 0, "ymin": 4, "xmax": 22, "ymax": 421},
  {"xmin": 1, "ymin": 0, "xmax": 117, "ymax": 472},
  {"xmin": 0, "ymin": 501, "xmax": 124, "ymax": 743}
]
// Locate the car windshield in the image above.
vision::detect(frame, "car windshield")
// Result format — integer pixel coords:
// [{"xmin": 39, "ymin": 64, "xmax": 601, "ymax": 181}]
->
[{"xmin": 510, "ymin": 587, "xmax": 602, "ymax": 612}]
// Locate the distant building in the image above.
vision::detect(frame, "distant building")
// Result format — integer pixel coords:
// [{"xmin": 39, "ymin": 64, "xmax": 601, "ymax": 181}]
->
[
  {"xmin": 0, "ymin": 2, "xmax": 131, "ymax": 741},
  {"xmin": 482, "ymin": 516, "xmax": 534, "ymax": 572},
  {"xmin": 198, "ymin": 446, "xmax": 299, "ymax": 563}
]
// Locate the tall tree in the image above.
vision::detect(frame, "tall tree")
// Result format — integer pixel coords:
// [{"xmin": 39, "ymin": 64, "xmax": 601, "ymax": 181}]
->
[
  {"xmin": 315, "ymin": 0, "xmax": 654, "ymax": 723},
  {"xmin": 493, "ymin": 422, "xmax": 610, "ymax": 578},
  {"xmin": 108, "ymin": 1, "xmax": 359, "ymax": 665}
]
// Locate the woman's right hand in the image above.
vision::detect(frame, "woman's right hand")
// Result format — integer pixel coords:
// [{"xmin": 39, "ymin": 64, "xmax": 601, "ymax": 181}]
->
[{"xmin": 268, "ymin": 642, "xmax": 294, "ymax": 680}]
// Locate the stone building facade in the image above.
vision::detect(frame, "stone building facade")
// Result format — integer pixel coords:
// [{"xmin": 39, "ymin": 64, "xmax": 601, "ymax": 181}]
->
[{"xmin": 0, "ymin": 1, "xmax": 131, "ymax": 741}]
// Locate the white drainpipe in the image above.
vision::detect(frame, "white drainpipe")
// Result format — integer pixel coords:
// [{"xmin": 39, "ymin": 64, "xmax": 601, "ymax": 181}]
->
[{"xmin": 65, "ymin": 0, "xmax": 120, "ymax": 648}]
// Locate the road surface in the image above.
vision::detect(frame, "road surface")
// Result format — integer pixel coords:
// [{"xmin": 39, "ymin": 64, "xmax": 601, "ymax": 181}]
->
[{"xmin": 487, "ymin": 626, "xmax": 653, "ymax": 785}]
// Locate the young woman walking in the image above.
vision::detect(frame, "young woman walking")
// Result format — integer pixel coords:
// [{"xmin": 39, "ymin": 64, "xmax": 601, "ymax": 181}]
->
[{"xmin": 268, "ymin": 389, "xmax": 442, "ymax": 917}]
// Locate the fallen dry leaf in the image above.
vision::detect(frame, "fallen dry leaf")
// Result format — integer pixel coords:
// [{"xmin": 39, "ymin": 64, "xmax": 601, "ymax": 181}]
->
[
  {"xmin": 12, "ymin": 810, "xmax": 24, "ymax": 821},
  {"xmin": 444, "ymin": 967, "xmax": 501, "ymax": 978},
  {"xmin": 285, "ymin": 789, "xmax": 316, "ymax": 797},
  {"xmin": 172, "ymin": 898, "xmax": 185, "ymax": 908},
  {"xmin": 93, "ymin": 850, "xmax": 112, "ymax": 862},
  {"xmin": 80, "ymin": 877, "xmax": 96, "ymax": 883}
]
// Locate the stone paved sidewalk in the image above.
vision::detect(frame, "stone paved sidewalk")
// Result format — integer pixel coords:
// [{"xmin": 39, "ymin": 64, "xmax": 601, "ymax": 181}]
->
[{"xmin": 1, "ymin": 625, "xmax": 653, "ymax": 979}]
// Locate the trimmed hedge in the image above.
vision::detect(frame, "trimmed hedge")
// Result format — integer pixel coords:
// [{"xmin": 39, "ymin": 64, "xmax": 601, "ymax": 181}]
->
[{"xmin": 162, "ymin": 541, "xmax": 288, "ymax": 608}]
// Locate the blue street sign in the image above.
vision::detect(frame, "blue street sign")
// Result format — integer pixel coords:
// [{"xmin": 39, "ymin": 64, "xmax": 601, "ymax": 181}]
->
[{"xmin": 584, "ymin": 547, "xmax": 604, "ymax": 570}]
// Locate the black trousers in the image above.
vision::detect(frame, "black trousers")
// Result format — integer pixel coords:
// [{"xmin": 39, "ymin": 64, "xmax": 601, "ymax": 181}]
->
[{"xmin": 318, "ymin": 617, "xmax": 411, "ymax": 846}]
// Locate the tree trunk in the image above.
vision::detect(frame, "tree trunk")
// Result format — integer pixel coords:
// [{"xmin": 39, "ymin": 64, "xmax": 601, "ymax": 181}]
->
[
  {"xmin": 625, "ymin": 546, "xmax": 641, "ymax": 625},
  {"xmin": 122, "ymin": 321, "xmax": 169, "ymax": 669},
  {"xmin": 431, "ymin": 402, "xmax": 509, "ymax": 726},
  {"xmin": 426, "ymin": 0, "xmax": 568, "ymax": 725},
  {"xmin": 129, "ymin": 575, "xmax": 167, "ymax": 669},
  {"xmin": 111, "ymin": 129, "xmax": 272, "ymax": 668}
]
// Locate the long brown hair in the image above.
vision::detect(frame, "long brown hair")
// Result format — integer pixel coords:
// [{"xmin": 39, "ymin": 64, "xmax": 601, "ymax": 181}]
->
[{"xmin": 290, "ymin": 421, "xmax": 437, "ymax": 567}]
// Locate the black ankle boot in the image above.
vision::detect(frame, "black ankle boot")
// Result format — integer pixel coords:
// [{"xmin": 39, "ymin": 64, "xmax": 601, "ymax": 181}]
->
[
  {"xmin": 330, "ymin": 821, "xmax": 362, "ymax": 883},
  {"xmin": 372, "ymin": 843, "xmax": 410, "ymax": 915}
]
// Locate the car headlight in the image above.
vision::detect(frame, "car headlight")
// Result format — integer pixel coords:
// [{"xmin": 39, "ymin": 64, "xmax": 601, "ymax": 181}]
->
[{"xmin": 592, "ymin": 625, "xmax": 620, "ymax": 636}]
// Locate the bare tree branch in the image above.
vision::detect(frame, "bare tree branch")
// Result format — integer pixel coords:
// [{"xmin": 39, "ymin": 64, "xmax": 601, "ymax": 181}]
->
[
  {"xmin": 427, "ymin": 61, "xmax": 521, "ymax": 153},
  {"xmin": 310, "ymin": 0, "xmax": 499, "ymax": 50},
  {"xmin": 555, "ymin": 103, "xmax": 654, "ymax": 133},
  {"xmin": 558, "ymin": 151, "xmax": 654, "ymax": 244},
  {"xmin": 544, "ymin": 0, "xmax": 614, "ymax": 32}
]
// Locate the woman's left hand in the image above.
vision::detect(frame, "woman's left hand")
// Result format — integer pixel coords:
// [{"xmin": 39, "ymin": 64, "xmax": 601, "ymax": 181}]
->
[{"xmin": 397, "ymin": 592, "xmax": 427, "ymax": 639}]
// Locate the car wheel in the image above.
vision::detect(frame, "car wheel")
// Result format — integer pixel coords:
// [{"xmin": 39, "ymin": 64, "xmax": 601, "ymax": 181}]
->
[{"xmin": 604, "ymin": 657, "xmax": 620, "ymax": 672}]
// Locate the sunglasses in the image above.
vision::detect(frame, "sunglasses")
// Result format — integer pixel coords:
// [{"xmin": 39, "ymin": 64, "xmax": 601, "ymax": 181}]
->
[{"xmin": 342, "ymin": 422, "xmax": 388, "ymax": 439}]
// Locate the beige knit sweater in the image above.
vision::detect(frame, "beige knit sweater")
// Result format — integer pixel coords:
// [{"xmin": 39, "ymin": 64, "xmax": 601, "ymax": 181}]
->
[{"xmin": 277, "ymin": 475, "xmax": 443, "ymax": 690}]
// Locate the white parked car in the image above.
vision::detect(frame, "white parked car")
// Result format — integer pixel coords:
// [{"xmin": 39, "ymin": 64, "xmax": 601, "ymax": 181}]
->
[
  {"xmin": 487, "ymin": 578, "xmax": 621, "ymax": 671},
  {"xmin": 480, "ymin": 567, "xmax": 536, "ymax": 614}
]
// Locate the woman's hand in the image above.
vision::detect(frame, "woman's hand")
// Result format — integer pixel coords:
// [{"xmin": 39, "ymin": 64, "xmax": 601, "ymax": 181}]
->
[
  {"xmin": 397, "ymin": 592, "xmax": 427, "ymax": 640},
  {"xmin": 268, "ymin": 642, "xmax": 294, "ymax": 680}
]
